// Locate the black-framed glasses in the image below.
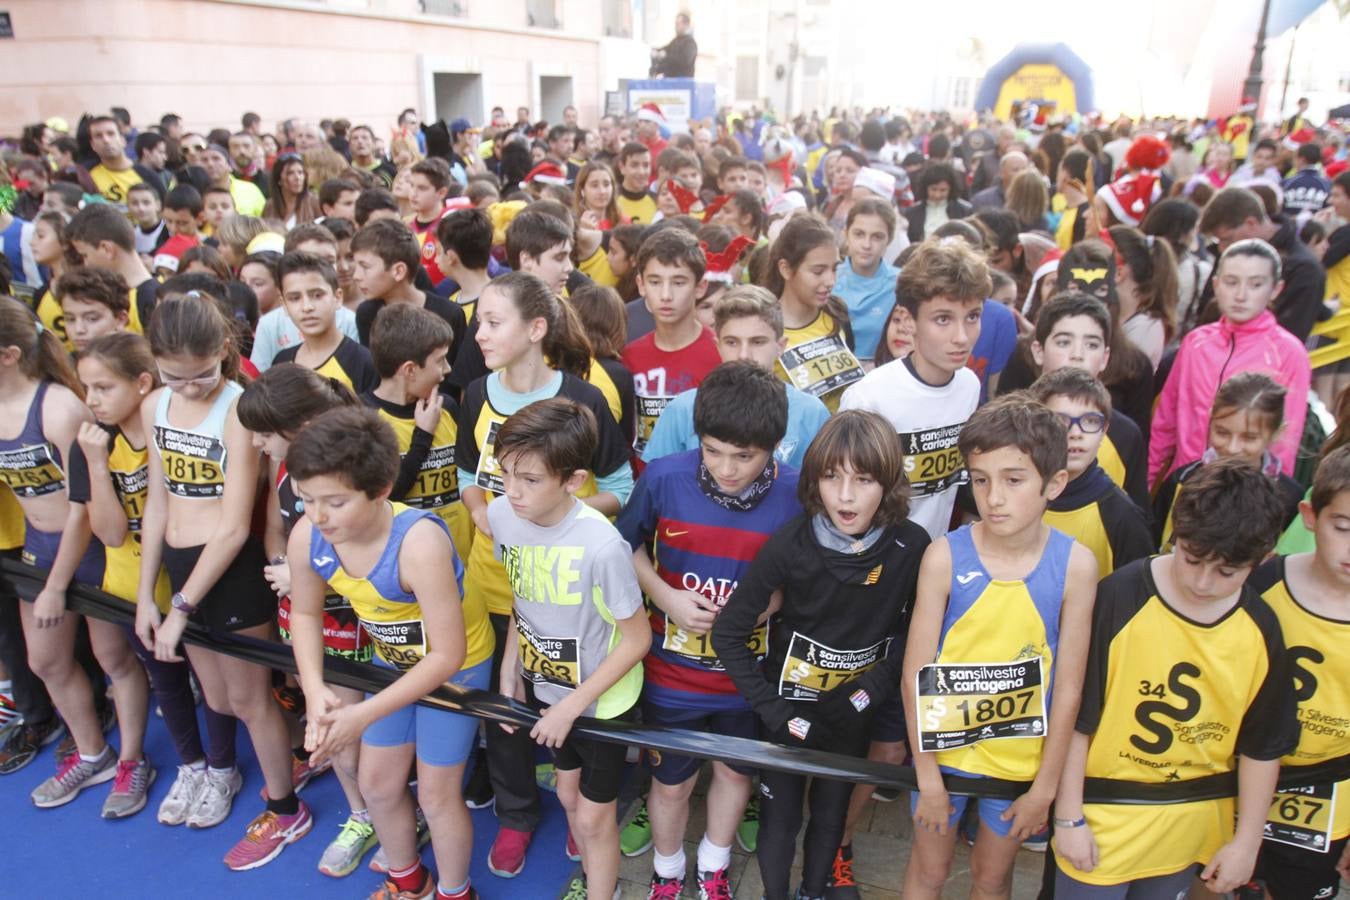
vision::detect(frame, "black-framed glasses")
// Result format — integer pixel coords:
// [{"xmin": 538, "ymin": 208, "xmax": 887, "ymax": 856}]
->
[
  {"xmin": 277, "ymin": 152, "xmax": 302, "ymax": 164},
  {"xmin": 1056, "ymin": 412, "xmax": 1107, "ymax": 434}
]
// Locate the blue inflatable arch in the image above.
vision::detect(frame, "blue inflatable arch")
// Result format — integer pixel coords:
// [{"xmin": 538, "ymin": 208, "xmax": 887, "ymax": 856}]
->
[{"xmin": 974, "ymin": 42, "xmax": 1095, "ymax": 116}]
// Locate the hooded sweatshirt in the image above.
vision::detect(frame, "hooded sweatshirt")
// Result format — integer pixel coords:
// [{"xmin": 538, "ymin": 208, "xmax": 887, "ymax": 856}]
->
[{"xmin": 1148, "ymin": 309, "xmax": 1309, "ymax": 486}]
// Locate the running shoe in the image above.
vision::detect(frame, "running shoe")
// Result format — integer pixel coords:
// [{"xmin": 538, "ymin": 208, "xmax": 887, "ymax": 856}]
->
[
  {"xmin": 369, "ymin": 807, "xmax": 429, "ymax": 873},
  {"xmin": 273, "ymin": 684, "xmax": 305, "ymax": 718},
  {"xmin": 534, "ymin": 761, "xmax": 557, "ymax": 792},
  {"xmin": 698, "ymin": 866, "xmax": 733, "ymax": 900},
  {"xmin": 318, "ymin": 811, "xmax": 378, "ymax": 877},
  {"xmin": 823, "ymin": 844, "xmax": 861, "ymax": 899},
  {"xmin": 158, "ymin": 763, "xmax": 205, "ymax": 825},
  {"xmin": 561, "ymin": 878, "xmax": 588, "ymax": 900},
  {"xmin": 223, "ymin": 801, "xmax": 313, "ymax": 870},
  {"xmin": 186, "ymin": 765, "xmax": 243, "ymax": 829},
  {"xmin": 102, "ymin": 758, "xmax": 157, "ymax": 818},
  {"xmin": 646, "ymin": 872, "xmax": 685, "ymax": 899},
  {"xmin": 368, "ymin": 868, "xmax": 434, "ymax": 900},
  {"xmin": 620, "ymin": 797, "xmax": 653, "ymax": 856},
  {"xmin": 30, "ymin": 746, "xmax": 117, "ymax": 807},
  {"xmin": 463, "ymin": 751, "xmax": 494, "ymax": 809},
  {"xmin": 735, "ymin": 795, "xmax": 760, "ymax": 853},
  {"xmin": 0, "ymin": 691, "xmax": 21, "ymax": 736},
  {"xmin": 292, "ymin": 752, "xmax": 332, "ymax": 792},
  {"xmin": 487, "ymin": 825, "xmax": 532, "ymax": 877},
  {"xmin": 565, "ymin": 829, "xmax": 581, "ymax": 862},
  {"xmin": 0, "ymin": 718, "xmax": 64, "ymax": 774}
]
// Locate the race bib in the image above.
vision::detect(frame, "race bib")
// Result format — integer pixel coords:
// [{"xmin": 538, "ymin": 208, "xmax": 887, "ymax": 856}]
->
[
  {"xmin": 915, "ymin": 660, "xmax": 1046, "ymax": 752},
  {"xmin": 475, "ymin": 421, "xmax": 505, "ymax": 494},
  {"xmin": 155, "ymin": 426, "xmax": 226, "ymax": 499},
  {"xmin": 1264, "ymin": 783, "xmax": 1337, "ymax": 852},
  {"xmin": 662, "ymin": 617, "xmax": 767, "ymax": 671},
  {"xmin": 0, "ymin": 443, "xmax": 65, "ymax": 498},
  {"xmin": 405, "ymin": 445, "xmax": 459, "ymax": 509},
  {"xmin": 778, "ymin": 632, "xmax": 888, "ymax": 701},
  {"xmin": 517, "ymin": 615, "xmax": 580, "ymax": 690},
  {"xmin": 361, "ymin": 617, "xmax": 426, "ymax": 671},
  {"xmin": 779, "ymin": 335, "xmax": 864, "ymax": 399},
  {"xmin": 899, "ymin": 425, "xmax": 967, "ymax": 497},
  {"xmin": 633, "ymin": 394, "xmax": 672, "ymax": 455},
  {"xmin": 112, "ymin": 465, "xmax": 149, "ymax": 531}
]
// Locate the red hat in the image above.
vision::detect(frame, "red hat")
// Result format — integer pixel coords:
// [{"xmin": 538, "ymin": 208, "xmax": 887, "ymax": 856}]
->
[
  {"xmin": 1327, "ymin": 159, "xmax": 1348, "ymax": 180},
  {"xmin": 701, "ymin": 194, "xmax": 732, "ymax": 223},
  {"xmin": 701, "ymin": 235, "xmax": 755, "ymax": 283},
  {"xmin": 665, "ymin": 178, "xmax": 699, "ymax": 214},
  {"xmin": 1098, "ymin": 173, "xmax": 1161, "ymax": 227},
  {"xmin": 1023, "ymin": 247, "xmax": 1062, "ymax": 315},
  {"xmin": 636, "ymin": 102, "xmax": 666, "ymax": 125},
  {"xmin": 1283, "ymin": 126, "xmax": 1317, "ymax": 151},
  {"xmin": 1125, "ymin": 134, "xmax": 1170, "ymax": 172},
  {"xmin": 522, "ymin": 161, "xmax": 567, "ymax": 187},
  {"xmin": 153, "ymin": 234, "xmax": 199, "ymax": 273}
]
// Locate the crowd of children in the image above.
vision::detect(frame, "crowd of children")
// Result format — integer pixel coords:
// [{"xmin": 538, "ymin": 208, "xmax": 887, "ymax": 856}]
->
[{"xmin": 1, "ymin": 100, "xmax": 1349, "ymax": 900}]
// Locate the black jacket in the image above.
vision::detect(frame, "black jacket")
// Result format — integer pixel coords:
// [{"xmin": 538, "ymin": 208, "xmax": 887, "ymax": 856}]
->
[
  {"xmin": 903, "ymin": 198, "xmax": 974, "ymax": 244},
  {"xmin": 652, "ymin": 33, "xmax": 697, "ymax": 78}
]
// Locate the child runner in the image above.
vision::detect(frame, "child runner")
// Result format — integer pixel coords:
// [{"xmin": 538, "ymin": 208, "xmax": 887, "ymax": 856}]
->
[
  {"xmin": 137, "ymin": 295, "xmax": 311, "ymax": 869},
  {"xmin": 617, "ymin": 361, "xmax": 802, "ymax": 899},
  {"xmin": 70, "ymin": 331, "xmax": 243, "ymax": 826},
  {"xmin": 766, "ymin": 216, "xmax": 862, "ymax": 413},
  {"xmin": 271, "ymin": 251, "xmax": 379, "ymax": 393},
  {"xmin": 643, "ymin": 285, "xmax": 831, "ymax": 471},
  {"xmin": 902, "ymin": 396, "xmax": 1097, "ymax": 899},
  {"xmin": 434, "ymin": 208, "xmax": 494, "ymax": 322},
  {"xmin": 712, "ymin": 409, "xmax": 930, "ymax": 900},
  {"xmin": 841, "ymin": 239, "xmax": 989, "ymax": 538},
  {"xmin": 55, "ymin": 266, "xmax": 131, "ymax": 353},
  {"xmin": 127, "ymin": 182, "xmax": 170, "ymax": 259},
  {"xmin": 616, "ymin": 143, "xmax": 657, "ymax": 225},
  {"xmin": 288, "ymin": 406, "xmax": 493, "ymax": 900},
  {"xmin": 1052, "ymin": 460, "xmax": 1298, "ymax": 894},
  {"xmin": 456, "ymin": 272, "xmax": 633, "ymax": 879},
  {"xmin": 1248, "ymin": 446, "xmax": 1350, "ymax": 899},
  {"xmin": 0, "ymin": 299, "xmax": 116, "ymax": 805},
  {"xmin": 248, "ymin": 224, "xmax": 360, "ymax": 372},
  {"xmin": 66, "ymin": 203, "xmax": 158, "ymax": 335},
  {"xmin": 406, "ymin": 158, "xmax": 454, "ymax": 287},
  {"xmin": 1028, "ymin": 369, "xmax": 1153, "ymax": 578},
  {"xmin": 236, "ymin": 364, "xmax": 381, "ymax": 878},
  {"xmin": 833, "ymin": 198, "xmax": 900, "ymax": 362},
  {"xmin": 491, "ymin": 397, "xmax": 651, "ymax": 900},
  {"xmin": 1153, "ymin": 371, "xmax": 1305, "ymax": 551},
  {"xmin": 30, "ymin": 211, "xmax": 75, "ymax": 352},
  {"xmin": 621, "ymin": 228, "xmax": 719, "ymax": 461},
  {"xmin": 351, "ymin": 219, "xmax": 466, "ymax": 357}
]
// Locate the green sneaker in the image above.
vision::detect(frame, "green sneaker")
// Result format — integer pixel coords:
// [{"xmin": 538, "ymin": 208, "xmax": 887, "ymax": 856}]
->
[
  {"xmin": 317, "ymin": 811, "xmax": 378, "ymax": 877},
  {"xmin": 535, "ymin": 762, "xmax": 557, "ymax": 792},
  {"xmin": 736, "ymin": 794, "xmax": 760, "ymax": 853},
  {"xmin": 620, "ymin": 796, "xmax": 652, "ymax": 857},
  {"xmin": 561, "ymin": 877, "xmax": 588, "ymax": 900}
]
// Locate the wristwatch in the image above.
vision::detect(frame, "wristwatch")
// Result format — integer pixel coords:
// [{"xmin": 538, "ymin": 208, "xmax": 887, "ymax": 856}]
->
[{"xmin": 170, "ymin": 591, "xmax": 195, "ymax": 615}]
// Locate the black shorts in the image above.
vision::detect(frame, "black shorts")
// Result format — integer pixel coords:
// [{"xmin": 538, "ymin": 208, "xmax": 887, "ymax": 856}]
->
[
  {"xmin": 640, "ymin": 700, "xmax": 758, "ymax": 784},
  {"xmin": 869, "ymin": 690, "xmax": 906, "ymax": 744},
  {"xmin": 162, "ymin": 536, "xmax": 276, "ymax": 633},
  {"xmin": 528, "ymin": 687, "xmax": 635, "ymax": 806},
  {"xmin": 1255, "ymin": 834, "xmax": 1348, "ymax": 900}
]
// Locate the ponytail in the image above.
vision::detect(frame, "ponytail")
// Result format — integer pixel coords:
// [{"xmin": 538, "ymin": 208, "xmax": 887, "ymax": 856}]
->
[
  {"xmin": 237, "ymin": 363, "xmax": 358, "ymax": 437},
  {"xmin": 490, "ymin": 271, "xmax": 593, "ymax": 379},
  {"xmin": 0, "ymin": 296, "xmax": 83, "ymax": 398},
  {"xmin": 1109, "ymin": 225, "xmax": 1179, "ymax": 343}
]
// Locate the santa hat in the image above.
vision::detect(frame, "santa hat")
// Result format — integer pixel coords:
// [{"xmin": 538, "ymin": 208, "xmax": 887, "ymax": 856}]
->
[
  {"xmin": 1097, "ymin": 173, "xmax": 1162, "ymax": 227},
  {"xmin": 701, "ymin": 235, "xmax": 756, "ymax": 283},
  {"xmin": 522, "ymin": 161, "xmax": 568, "ymax": 188},
  {"xmin": 1282, "ymin": 126, "xmax": 1317, "ymax": 151},
  {"xmin": 1327, "ymin": 158, "xmax": 1348, "ymax": 180},
  {"xmin": 636, "ymin": 103, "xmax": 666, "ymax": 125},
  {"xmin": 767, "ymin": 190, "xmax": 807, "ymax": 219},
  {"xmin": 665, "ymin": 179, "xmax": 700, "ymax": 215},
  {"xmin": 853, "ymin": 167, "xmax": 896, "ymax": 201},
  {"xmin": 1124, "ymin": 134, "xmax": 1170, "ymax": 172},
  {"xmin": 767, "ymin": 152, "xmax": 796, "ymax": 188},
  {"xmin": 701, "ymin": 194, "xmax": 732, "ymax": 223},
  {"xmin": 1022, "ymin": 247, "xmax": 1062, "ymax": 316},
  {"xmin": 152, "ymin": 234, "xmax": 199, "ymax": 273}
]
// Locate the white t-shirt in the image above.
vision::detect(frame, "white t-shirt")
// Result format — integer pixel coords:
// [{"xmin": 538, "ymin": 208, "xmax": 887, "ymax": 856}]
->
[
  {"xmin": 1122, "ymin": 313, "xmax": 1166, "ymax": 371},
  {"xmin": 840, "ymin": 357, "xmax": 980, "ymax": 539}
]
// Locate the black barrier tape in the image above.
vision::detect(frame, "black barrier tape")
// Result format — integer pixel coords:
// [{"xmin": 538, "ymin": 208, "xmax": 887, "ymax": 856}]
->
[{"xmin": 4, "ymin": 557, "xmax": 1349, "ymax": 803}]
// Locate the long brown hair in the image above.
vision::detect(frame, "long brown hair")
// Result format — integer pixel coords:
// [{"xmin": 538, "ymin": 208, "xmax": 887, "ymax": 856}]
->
[
  {"xmin": 0, "ymin": 296, "xmax": 83, "ymax": 397},
  {"xmin": 148, "ymin": 294, "xmax": 243, "ymax": 384},
  {"xmin": 237, "ymin": 363, "xmax": 358, "ymax": 437},
  {"xmin": 569, "ymin": 284, "xmax": 627, "ymax": 360},
  {"xmin": 79, "ymin": 332, "xmax": 160, "ymax": 390},
  {"xmin": 1109, "ymin": 225, "xmax": 1179, "ymax": 343},
  {"xmin": 574, "ymin": 162, "xmax": 620, "ymax": 227},
  {"xmin": 489, "ymin": 271, "xmax": 592, "ymax": 378},
  {"xmin": 764, "ymin": 215, "xmax": 849, "ymax": 337}
]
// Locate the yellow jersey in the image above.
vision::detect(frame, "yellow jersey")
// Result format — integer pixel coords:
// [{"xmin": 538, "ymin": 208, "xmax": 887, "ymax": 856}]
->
[{"xmin": 777, "ymin": 311, "xmax": 863, "ymax": 413}]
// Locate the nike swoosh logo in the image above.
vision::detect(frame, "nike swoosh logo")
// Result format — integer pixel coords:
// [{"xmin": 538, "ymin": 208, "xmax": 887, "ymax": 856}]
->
[
  {"xmin": 664, "ymin": 529, "xmax": 689, "ymax": 538},
  {"xmin": 955, "ymin": 571, "xmax": 983, "ymax": 585}
]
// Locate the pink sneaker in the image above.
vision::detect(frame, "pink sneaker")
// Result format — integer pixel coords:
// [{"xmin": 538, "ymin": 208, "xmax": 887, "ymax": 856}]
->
[
  {"xmin": 223, "ymin": 802, "xmax": 314, "ymax": 871},
  {"xmin": 487, "ymin": 825, "xmax": 532, "ymax": 878},
  {"xmin": 565, "ymin": 829, "xmax": 581, "ymax": 862}
]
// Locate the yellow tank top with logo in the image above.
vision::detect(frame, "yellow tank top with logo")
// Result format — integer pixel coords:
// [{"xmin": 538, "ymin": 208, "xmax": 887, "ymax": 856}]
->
[
  {"xmin": 34, "ymin": 287, "xmax": 74, "ymax": 353},
  {"xmin": 376, "ymin": 404, "xmax": 473, "ymax": 564},
  {"xmin": 777, "ymin": 311, "xmax": 863, "ymax": 413},
  {"xmin": 310, "ymin": 502, "xmax": 492, "ymax": 671},
  {"xmin": 1256, "ymin": 561, "xmax": 1350, "ymax": 844},
  {"xmin": 103, "ymin": 432, "xmax": 172, "ymax": 612}
]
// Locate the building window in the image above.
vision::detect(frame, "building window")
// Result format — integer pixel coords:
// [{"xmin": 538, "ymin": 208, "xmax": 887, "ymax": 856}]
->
[
  {"xmin": 420, "ymin": 0, "xmax": 466, "ymax": 15},
  {"xmin": 527, "ymin": 0, "xmax": 560, "ymax": 28},
  {"xmin": 602, "ymin": 0, "xmax": 632, "ymax": 37},
  {"xmin": 951, "ymin": 76, "xmax": 972, "ymax": 109},
  {"xmin": 736, "ymin": 56, "xmax": 759, "ymax": 103}
]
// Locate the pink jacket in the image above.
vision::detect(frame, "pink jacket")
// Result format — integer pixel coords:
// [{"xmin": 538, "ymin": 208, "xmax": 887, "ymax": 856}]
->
[{"xmin": 1148, "ymin": 310, "xmax": 1310, "ymax": 486}]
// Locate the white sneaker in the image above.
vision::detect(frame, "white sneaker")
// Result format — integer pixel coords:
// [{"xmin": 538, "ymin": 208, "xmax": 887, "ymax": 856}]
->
[
  {"xmin": 186, "ymin": 766, "xmax": 242, "ymax": 829},
  {"xmin": 158, "ymin": 764, "xmax": 205, "ymax": 825}
]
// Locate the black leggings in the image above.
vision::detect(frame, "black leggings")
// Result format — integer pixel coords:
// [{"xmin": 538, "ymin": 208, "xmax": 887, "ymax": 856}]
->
[{"xmin": 757, "ymin": 733, "xmax": 870, "ymax": 899}]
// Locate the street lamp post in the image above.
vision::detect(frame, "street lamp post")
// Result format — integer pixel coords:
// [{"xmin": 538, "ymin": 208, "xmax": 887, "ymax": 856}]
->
[{"xmin": 1242, "ymin": 0, "xmax": 1274, "ymax": 112}]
